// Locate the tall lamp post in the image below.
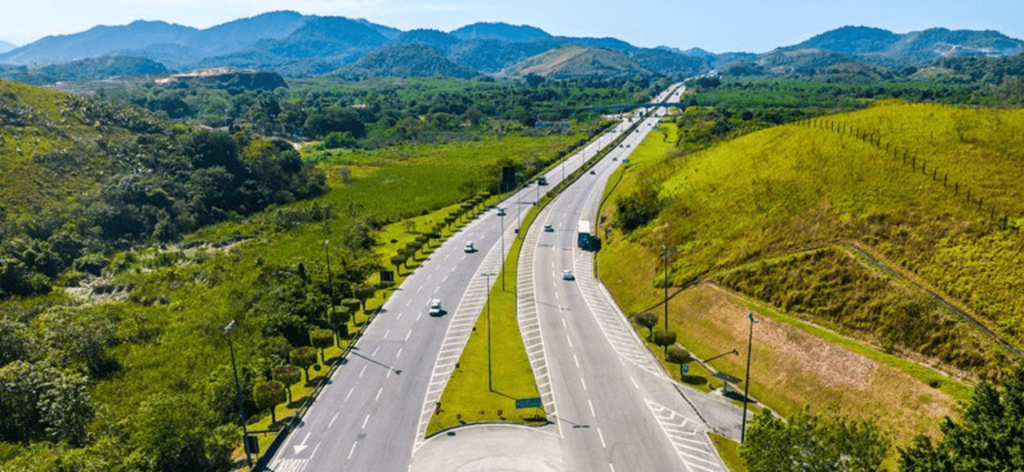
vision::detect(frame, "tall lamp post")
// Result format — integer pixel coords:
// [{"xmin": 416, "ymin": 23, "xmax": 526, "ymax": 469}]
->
[
  {"xmin": 662, "ymin": 245, "xmax": 670, "ymax": 331},
  {"xmin": 324, "ymin": 241, "xmax": 338, "ymax": 342},
  {"xmin": 482, "ymin": 272, "xmax": 497, "ymax": 391},
  {"xmin": 740, "ymin": 312, "xmax": 760, "ymax": 443},
  {"xmin": 499, "ymin": 214, "xmax": 506, "ymax": 291},
  {"xmin": 223, "ymin": 320, "xmax": 252, "ymax": 468},
  {"xmin": 517, "ymin": 183, "xmax": 522, "ymax": 239}
]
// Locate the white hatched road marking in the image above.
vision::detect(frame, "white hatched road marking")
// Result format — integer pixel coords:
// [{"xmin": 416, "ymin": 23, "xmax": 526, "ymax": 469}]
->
[
  {"xmin": 573, "ymin": 251, "xmax": 664, "ymax": 377},
  {"xmin": 267, "ymin": 458, "xmax": 307, "ymax": 472},
  {"xmin": 412, "ymin": 234, "xmax": 510, "ymax": 451},
  {"xmin": 645, "ymin": 400, "xmax": 726, "ymax": 472},
  {"xmin": 516, "ymin": 203, "xmax": 560, "ymax": 429}
]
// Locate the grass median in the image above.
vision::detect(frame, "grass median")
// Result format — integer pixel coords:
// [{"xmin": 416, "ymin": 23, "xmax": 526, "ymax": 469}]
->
[{"xmin": 427, "ymin": 205, "xmax": 546, "ymax": 434}]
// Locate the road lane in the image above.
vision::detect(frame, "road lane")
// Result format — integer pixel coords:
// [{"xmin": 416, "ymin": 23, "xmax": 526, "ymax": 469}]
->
[{"xmin": 262, "ymin": 86, "xmax": 673, "ymax": 472}]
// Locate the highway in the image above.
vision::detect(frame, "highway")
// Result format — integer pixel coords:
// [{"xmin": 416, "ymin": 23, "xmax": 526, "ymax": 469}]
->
[
  {"xmin": 261, "ymin": 86, "xmax": 678, "ymax": 472},
  {"xmin": 525, "ymin": 103, "xmax": 732, "ymax": 471}
]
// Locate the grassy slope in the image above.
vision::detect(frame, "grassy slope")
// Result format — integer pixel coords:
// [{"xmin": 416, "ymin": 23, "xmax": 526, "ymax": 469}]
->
[
  {"xmin": 0, "ymin": 80, "xmax": 141, "ymax": 218},
  {"xmin": 69, "ymin": 133, "xmax": 581, "ymax": 452},
  {"xmin": 595, "ymin": 105, "xmax": 1024, "ymax": 446}
]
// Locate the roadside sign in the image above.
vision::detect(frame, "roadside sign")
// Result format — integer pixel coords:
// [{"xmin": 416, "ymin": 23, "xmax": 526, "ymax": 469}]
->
[
  {"xmin": 515, "ymin": 397, "xmax": 542, "ymax": 409},
  {"xmin": 713, "ymin": 372, "xmax": 742, "ymax": 385}
]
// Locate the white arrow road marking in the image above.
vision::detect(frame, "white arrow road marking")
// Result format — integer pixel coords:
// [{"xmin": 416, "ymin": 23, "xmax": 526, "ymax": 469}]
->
[{"xmin": 293, "ymin": 432, "xmax": 311, "ymax": 455}]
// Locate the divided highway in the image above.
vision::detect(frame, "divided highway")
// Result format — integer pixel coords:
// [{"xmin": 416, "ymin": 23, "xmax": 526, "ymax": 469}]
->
[
  {"xmin": 524, "ymin": 99, "xmax": 731, "ymax": 471},
  {"xmin": 261, "ymin": 86, "xmax": 677, "ymax": 472}
]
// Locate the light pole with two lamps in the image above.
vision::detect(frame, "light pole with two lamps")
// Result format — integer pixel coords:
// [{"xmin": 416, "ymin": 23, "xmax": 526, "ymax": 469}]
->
[
  {"xmin": 498, "ymin": 213, "xmax": 506, "ymax": 291},
  {"xmin": 481, "ymin": 272, "xmax": 497, "ymax": 391}
]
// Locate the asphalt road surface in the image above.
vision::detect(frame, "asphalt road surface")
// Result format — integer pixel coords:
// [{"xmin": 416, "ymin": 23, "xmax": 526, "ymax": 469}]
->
[{"xmin": 260, "ymin": 87, "xmax": 677, "ymax": 472}]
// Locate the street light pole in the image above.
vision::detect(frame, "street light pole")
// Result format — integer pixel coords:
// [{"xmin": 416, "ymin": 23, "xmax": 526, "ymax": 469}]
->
[
  {"xmin": 662, "ymin": 245, "xmax": 670, "ymax": 331},
  {"xmin": 482, "ymin": 272, "xmax": 497, "ymax": 392},
  {"xmin": 517, "ymin": 184, "xmax": 522, "ymax": 239},
  {"xmin": 740, "ymin": 312, "xmax": 760, "ymax": 443},
  {"xmin": 499, "ymin": 214, "xmax": 505, "ymax": 291},
  {"xmin": 324, "ymin": 240, "xmax": 341, "ymax": 344},
  {"xmin": 223, "ymin": 320, "xmax": 252, "ymax": 469}
]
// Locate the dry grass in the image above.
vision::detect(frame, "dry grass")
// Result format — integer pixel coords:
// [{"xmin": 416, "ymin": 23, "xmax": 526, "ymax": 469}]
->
[{"xmin": 668, "ymin": 284, "xmax": 955, "ymax": 445}]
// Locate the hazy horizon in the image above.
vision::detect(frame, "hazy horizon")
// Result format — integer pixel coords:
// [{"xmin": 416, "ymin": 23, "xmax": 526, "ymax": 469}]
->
[{"xmin": 2, "ymin": 0, "xmax": 1022, "ymax": 54}]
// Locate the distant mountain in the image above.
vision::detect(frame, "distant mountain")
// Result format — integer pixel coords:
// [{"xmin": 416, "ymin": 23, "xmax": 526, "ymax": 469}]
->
[
  {"xmin": 450, "ymin": 22, "xmax": 551, "ymax": 42},
  {"xmin": 354, "ymin": 18, "xmax": 402, "ymax": 40},
  {"xmin": 391, "ymin": 29, "xmax": 462, "ymax": 55},
  {"xmin": 195, "ymin": 17, "xmax": 391, "ymax": 76},
  {"xmin": 792, "ymin": 26, "xmax": 901, "ymax": 54},
  {"xmin": 446, "ymin": 39, "xmax": 554, "ymax": 73},
  {"xmin": 7, "ymin": 14, "xmax": 1022, "ymax": 84},
  {"xmin": 0, "ymin": 11, "xmax": 315, "ymax": 68},
  {"xmin": 556, "ymin": 36, "xmax": 636, "ymax": 53},
  {"xmin": 0, "ymin": 40, "xmax": 15, "ymax": 54},
  {"xmin": 0, "ymin": 20, "xmax": 197, "ymax": 65},
  {"xmin": 505, "ymin": 46, "xmax": 654, "ymax": 80},
  {"xmin": 0, "ymin": 56, "xmax": 167, "ymax": 85},
  {"xmin": 761, "ymin": 26, "xmax": 1024, "ymax": 72},
  {"xmin": 336, "ymin": 43, "xmax": 478, "ymax": 79},
  {"xmin": 629, "ymin": 49, "xmax": 708, "ymax": 78}
]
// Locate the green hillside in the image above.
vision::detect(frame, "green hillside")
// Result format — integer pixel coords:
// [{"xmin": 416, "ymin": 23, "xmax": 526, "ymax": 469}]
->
[
  {"xmin": 604, "ymin": 102, "xmax": 1024, "ymax": 381},
  {"xmin": 0, "ymin": 79, "xmax": 325, "ymax": 299}
]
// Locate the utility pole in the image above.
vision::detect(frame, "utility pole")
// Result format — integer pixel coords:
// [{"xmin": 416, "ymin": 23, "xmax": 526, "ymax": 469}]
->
[
  {"xmin": 741, "ymin": 312, "xmax": 760, "ymax": 443},
  {"xmin": 223, "ymin": 320, "xmax": 252, "ymax": 469}
]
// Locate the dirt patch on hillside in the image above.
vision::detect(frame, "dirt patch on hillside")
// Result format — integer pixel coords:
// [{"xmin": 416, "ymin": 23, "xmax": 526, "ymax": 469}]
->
[{"xmin": 671, "ymin": 283, "xmax": 956, "ymax": 443}]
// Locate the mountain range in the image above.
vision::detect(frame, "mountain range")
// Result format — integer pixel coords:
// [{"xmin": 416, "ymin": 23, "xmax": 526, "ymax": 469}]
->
[
  {"xmin": 0, "ymin": 13, "xmax": 1022, "ymax": 84},
  {"xmin": 0, "ymin": 40, "xmax": 15, "ymax": 54}
]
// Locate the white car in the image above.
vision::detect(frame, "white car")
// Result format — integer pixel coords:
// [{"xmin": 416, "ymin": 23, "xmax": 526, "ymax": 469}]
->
[
  {"xmin": 429, "ymin": 299, "xmax": 443, "ymax": 316},
  {"xmin": 561, "ymin": 270, "xmax": 574, "ymax": 281}
]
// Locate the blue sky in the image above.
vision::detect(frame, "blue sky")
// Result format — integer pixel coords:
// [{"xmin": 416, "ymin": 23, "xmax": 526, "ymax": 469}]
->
[{"xmin": 2, "ymin": 0, "xmax": 1022, "ymax": 53}]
